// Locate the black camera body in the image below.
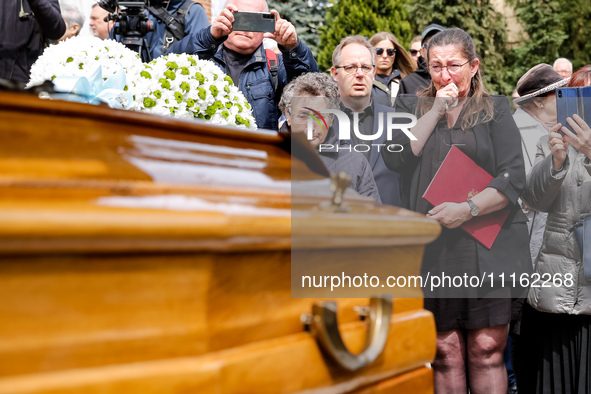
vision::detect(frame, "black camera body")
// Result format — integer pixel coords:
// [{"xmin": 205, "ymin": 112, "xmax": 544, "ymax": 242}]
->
[{"xmin": 99, "ymin": 0, "xmax": 154, "ymax": 61}]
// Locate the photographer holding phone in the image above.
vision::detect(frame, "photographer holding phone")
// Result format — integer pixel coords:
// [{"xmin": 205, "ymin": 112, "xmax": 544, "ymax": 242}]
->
[{"xmin": 169, "ymin": 0, "xmax": 318, "ymax": 130}]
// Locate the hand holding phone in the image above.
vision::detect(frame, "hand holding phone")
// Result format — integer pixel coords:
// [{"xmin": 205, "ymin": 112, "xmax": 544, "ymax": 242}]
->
[
  {"xmin": 210, "ymin": 3, "xmax": 238, "ymax": 39},
  {"xmin": 263, "ymin": 10, "xmax": 298, "ymax": 50}
]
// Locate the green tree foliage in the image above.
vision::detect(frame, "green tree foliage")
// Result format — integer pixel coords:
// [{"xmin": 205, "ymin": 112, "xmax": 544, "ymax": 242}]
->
[
  {"xmin": 561, "ymin": 0, "xmax": 591, "ymax": 69},
  {"xmin": 267, "ymin": 0, "xmax": 328, "ymax": 57},
  {"xmin": 510, "ymin": 0, "xmax": 590, "ymax": 77},
  {"xmin": 509, "ymin": 0, "xmax": 568, "ymax": 85},
  {"xmin": 317, "ymin": 0, "xmax": 413, "ymax": 72},
  {"xmin": 407, "ymin": 0, "xmax": 512, "ymax": 94}
]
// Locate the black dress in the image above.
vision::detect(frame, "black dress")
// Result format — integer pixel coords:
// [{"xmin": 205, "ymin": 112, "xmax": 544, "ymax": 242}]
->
[
  {"xmin": 417, "ymin": 111, "xmax": 512, "ymax": 332},
  {"xmin": 383, "ymin": 96, "xmax": 531, "ymax": 332}
]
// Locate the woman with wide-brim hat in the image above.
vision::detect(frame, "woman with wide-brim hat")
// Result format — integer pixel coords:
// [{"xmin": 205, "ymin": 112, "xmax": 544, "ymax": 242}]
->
[{"xmin": 513, "ymin": 64, "xmax": 569, "ymax": 268}]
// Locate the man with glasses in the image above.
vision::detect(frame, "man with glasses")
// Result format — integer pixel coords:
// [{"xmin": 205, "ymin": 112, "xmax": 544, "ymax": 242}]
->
[
  {"xmin": 409, "ymin": 36, "xmax": 422, "ymax": 68},
  {"xmin": 329, "ymin": 35, "xmax": 401, "ymax": 206},
  {"xmin": 399, "ymin": 24, "xmax": 445, "ymax": 95}
]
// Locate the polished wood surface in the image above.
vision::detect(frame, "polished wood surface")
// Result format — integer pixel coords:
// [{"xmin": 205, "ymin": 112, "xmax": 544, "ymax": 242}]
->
[{"xmin": 0, "ymin": 91, "xmax": 440, "ymax": 393}]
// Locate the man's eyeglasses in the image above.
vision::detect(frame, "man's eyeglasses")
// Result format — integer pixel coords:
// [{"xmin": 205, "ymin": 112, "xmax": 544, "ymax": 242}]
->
[
  {"xmin": 375, "ymin": 48, "xmax": 396, "ymax": 57},
  {"xmin": 335, "ymin": 65, "xmax": 375, "ymax": 75},
  {"xmin": 428, "ymin": 60, "xmax": 470, "ymax": 75},
  {"xmin": 409, "ymin": 49, "xmax": 419, "ymax": 56}
]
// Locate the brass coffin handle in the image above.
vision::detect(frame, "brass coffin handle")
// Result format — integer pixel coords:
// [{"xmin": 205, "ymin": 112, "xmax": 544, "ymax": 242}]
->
[{"xmin": 311, "ymin": 297, "xmax": 393, "ymax": 371}]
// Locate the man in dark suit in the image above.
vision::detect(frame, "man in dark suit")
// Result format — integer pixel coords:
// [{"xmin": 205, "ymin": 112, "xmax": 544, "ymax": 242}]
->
[{"xmin": 329, "ymin": 35, "xmax": 402, "ymax": 206}]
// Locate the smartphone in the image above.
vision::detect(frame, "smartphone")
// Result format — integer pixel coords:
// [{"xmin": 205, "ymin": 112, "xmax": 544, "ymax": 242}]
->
[
  {"xmin": 580, "ymin": 85, "xmax": 591, "ymax": 126},
  {"xmin": 232, "ymin": 11, "xmax": 275, "ymax": 33},
  {"xmin": 556, "ymin": 87, "xmax": 579, "ymax": 135}
]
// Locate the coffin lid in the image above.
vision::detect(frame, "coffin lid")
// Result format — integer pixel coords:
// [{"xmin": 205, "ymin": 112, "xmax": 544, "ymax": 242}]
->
[{"xmin": 0, "ymin": 91, "xmax": 440, "ymax": 254}]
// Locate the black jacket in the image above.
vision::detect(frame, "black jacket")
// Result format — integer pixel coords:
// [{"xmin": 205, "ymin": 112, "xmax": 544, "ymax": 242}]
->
[
  {"xmin": 371, "ymin": 69, "xmax": 401, "ymax": 106},
  {"xmin": 398, "ymin": 56, "xmax": 431, "ymax": 95},
  {"xmin": 328, "ymin": 102, "xmax": 402, "ymax": 206},
  {"xmin": 0, "ymin": 0, "xmax": 66, "ymax": 82}
]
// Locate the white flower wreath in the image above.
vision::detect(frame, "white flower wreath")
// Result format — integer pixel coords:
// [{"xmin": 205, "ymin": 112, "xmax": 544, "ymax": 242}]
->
[
  {"xmin": 27, "ymin": 36, "xmax": 143, "ymax": 90},
  {"xmin": 132, "ymin": 53, "xmax": 256, "ymax": 129},
  {"xmin": 28, "ymin": 38, "xmax": 257, "ymax": 129}
]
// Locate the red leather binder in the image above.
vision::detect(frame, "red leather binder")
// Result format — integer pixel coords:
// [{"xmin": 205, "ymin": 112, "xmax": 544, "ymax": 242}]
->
[{"xmin": 422, "ymin": 146, "xmax": 509, "ymax": 249}]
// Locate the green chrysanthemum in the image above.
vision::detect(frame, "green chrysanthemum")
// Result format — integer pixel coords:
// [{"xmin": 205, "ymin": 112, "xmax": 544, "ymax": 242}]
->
[
  {"xmin": 159, "ymin": 78, "xmax": 170, "ymax": 89},
  {"xmin": 66, "ymin": 57, "xmax": 73, "ymax": 63},
  {"xmin": 206, "ymin": 104, "xmax": 216, "ymax": 116},
  {"xmin": 175, "ymin": 92, "xmax": 183, "ymax": 104},
  {"xmin": 222, "ymin": 110, "xmax": 229, "ymax": 119},
  {"xmin": 224, "ymin": 76, "xmax": 233, "ymax": 85},
  {"xmin": 164, "ymin": 70, "xmax": 176, "ymax": 80},
  {"xmin": 225, "ymin": 102, "xmax": 232, "ymax": 109},
  {"xmin": 180, "ymin": 81, "xmax": 190, "ymax": 92},
  {"xmin": 188, "ymin": 57, "xmax": 197, "ymax": 66},
  {"xmin": 209, "ymin": 86, "xmax": 218, "ymax": 97},
  {"xmin": 153, "ymin": 90, "xmax": 162, "ymax": 99},
  {"xmin": 186, "ymin": 98, "xmax": 195, "ymax": 108},
  {"xmin": 224, "ymin": 85, "xmax": 230, "ymax": 93},
  {"xmin": 166, "ymin": 61, "xmax": 178, "ymax": 70},
  {"xmin": 143, "ymin": 97, "xmax": 156, "ymax": 108},
  {"xmin": 194, "ymin": 72, "xmax": 204, "ymax": 84},
  {"xmin": 180, "ymin": 67, "xmax": 190, "ymax": 75},
  {"xmin": 140, "ymin": 71, "xmax": 152, "ymax": 79},
  {"xmin": 198, "ymin": 87, "xmax": 206, "ymax": 100}
]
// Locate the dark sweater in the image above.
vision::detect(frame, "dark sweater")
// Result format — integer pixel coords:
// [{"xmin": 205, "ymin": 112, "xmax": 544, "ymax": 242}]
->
[{"xmin": 399, "ymin": 56, "xmax": 431, "ymax": 95}]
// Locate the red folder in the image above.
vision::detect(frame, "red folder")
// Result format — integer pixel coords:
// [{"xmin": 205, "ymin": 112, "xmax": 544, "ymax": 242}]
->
[{"xmin": 422, "ymin": 146, "xmax": 509, "ymax": 249}]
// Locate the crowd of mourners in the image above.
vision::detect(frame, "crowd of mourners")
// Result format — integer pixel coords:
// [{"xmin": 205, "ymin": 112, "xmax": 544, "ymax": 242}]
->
[{"xmin": 2, "ymin": 1, "xmax": 591, "ymax": 393}]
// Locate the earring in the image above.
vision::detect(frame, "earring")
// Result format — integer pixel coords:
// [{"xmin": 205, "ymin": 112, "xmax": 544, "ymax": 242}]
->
[{"xmin": 540, "ymin": 104, "xmax": 544, "ymax": 108}]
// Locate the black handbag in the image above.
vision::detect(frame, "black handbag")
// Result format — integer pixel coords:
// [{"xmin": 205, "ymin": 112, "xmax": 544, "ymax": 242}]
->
[{"xmin": 572, "ymin": 216, "xmax": 591, "ymax": 282}]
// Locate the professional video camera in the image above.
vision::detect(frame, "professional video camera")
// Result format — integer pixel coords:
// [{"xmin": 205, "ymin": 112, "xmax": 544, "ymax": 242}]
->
[{"xmin": 98, "ymin": 0, "xmax": 154, "ymax": 62}]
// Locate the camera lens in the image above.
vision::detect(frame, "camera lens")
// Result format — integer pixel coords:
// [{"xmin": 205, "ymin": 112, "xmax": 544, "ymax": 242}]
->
[{"xmin": 558, "ymin": 90, "xmax": 563, "ymax": 98}]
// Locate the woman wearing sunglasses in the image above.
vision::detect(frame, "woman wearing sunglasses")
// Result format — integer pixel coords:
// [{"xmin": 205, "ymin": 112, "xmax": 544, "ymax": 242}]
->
[{"xmin": 368, "ymin": 32, "xmax": 415, "ymax": 106}]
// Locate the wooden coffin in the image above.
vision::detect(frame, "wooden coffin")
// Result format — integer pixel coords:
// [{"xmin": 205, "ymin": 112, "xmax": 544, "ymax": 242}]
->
[{"xmin": 0, "ymin": 91, "xmax": 440, "ymax": 393}]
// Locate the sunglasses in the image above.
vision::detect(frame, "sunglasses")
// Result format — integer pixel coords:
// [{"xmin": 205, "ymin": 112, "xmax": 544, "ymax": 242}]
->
[
  {"xmin": 410, "ymin": 49, "xmax": 419, "ymax": 56},
  {"xmin": 375, "ymin": 48, "xmax": 396, "ymax": 57}
]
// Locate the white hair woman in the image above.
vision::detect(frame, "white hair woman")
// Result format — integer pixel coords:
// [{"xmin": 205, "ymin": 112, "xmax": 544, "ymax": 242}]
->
[{"xmin": 279, "ymin": 72, "xmax": 381, "ymax": 203}]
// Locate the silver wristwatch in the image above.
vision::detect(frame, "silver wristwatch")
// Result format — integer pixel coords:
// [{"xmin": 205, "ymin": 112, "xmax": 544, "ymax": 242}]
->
[{"xmin": 467, "ymin": 200, "xmax": 480, "ymax": 217}]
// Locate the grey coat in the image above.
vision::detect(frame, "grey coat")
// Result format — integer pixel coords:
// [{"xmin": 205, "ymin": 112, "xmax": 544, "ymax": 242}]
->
[
  {"xmin": 522, "ymin": 136, "xmax": 591, "ymax": 314},
  {"xmin": 319, "ymin": 128, "xmax": 382, "ymax": 204}
]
